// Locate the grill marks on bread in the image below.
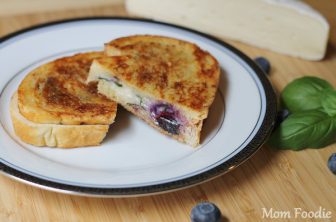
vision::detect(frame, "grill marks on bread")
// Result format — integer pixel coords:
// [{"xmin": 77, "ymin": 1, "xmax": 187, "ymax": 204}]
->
[
  {"xmin": 18, "ymin": 52, "xmax": 117, "ymax": 125},
  {"xmin": 103, "ymin": 35, "xmax": 220, "ymax": 116},
  {"xmin": 41, "ymin": 77, "xmax": 112, "ymax": 115}
]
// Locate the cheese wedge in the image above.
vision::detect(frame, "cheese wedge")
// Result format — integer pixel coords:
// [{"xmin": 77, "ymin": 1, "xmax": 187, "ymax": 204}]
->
[{"xmin": 126, "ymin": 0, "xmax": 330, "ymax": 60}]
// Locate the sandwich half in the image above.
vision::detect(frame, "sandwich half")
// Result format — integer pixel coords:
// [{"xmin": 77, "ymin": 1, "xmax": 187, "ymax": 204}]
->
[
  {"xmin": 12, "ymin": 52, "xmax": 117, "ymax": 148},
  {"xmin": 87, "ymin": 35, "xmax": 220, "ymax": 147}
]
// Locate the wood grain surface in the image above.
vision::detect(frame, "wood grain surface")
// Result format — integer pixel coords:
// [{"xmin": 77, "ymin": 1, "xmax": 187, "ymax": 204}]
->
[
  {"xmin": 0, "ymin": 1, "xmax": 335, "ymax": 222},
  {"xmin": 0, "ymin": 0, "xmax": 123, "ymax": 16}
]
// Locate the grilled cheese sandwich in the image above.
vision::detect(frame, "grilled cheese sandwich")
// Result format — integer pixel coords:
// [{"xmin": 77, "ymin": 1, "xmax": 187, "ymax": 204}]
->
[{"xmin": 88, "ymin": 35, "xmax": 220, "ymax": 146}]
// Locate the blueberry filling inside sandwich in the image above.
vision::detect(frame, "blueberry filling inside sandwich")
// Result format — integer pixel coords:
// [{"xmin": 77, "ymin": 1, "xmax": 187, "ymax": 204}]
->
[
  {"xmin": 90, "ymin": 74, "xmax": 193, "ymax": 137},
  {"xmin": 150, "ymin": 103, "xmax": 181, "ymax": 135},
  {"xmin": 99, "ymin": 76, "xmax": 186, "ymax": 135}
]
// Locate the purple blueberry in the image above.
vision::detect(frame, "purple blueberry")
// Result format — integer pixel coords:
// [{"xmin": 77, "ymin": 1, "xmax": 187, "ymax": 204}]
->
[
  {"xmin": 278, "ymin": 109, "xmax": 290, "ymax": 121},
  {"xmin": 157, "ymin": 115, "xmax": 180, "ymax": 135},
  {"xmin": 191, "ymin": 202, "xmax": 221, "ymax": 222},
  {"xmin": 328, "ymin": 153, "xmax": 336, "ymax": 175},
  {"xmin": 150, "ymin": 103, "xmax": 180, "ymax": 135},
  {"xmin": 254, "ymin": 57, "xmax": 271, "ymax": 75},
  {"xmin": 274, "ymin": 109, "xmax": 290, "ymax": 129}
]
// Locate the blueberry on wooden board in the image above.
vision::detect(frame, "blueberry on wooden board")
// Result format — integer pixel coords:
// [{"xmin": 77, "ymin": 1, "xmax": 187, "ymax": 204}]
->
[
  {"xmin": 278, "ymin": 109, "xmax": 290, "ymax": 121},
  {"xmin": 328, "ymin": 153, "xmax": 336, "ymax": 175},
  {"xmin": 190, "ymin": 202, "xmax": 221, "ymax": 222},
  {"xmin": 274, "ymin": 109, "xmax": 290, "ymax": 129},
  {"xmin": 254, "ymin": 57, "xmax": 271, "ymax": 75}
]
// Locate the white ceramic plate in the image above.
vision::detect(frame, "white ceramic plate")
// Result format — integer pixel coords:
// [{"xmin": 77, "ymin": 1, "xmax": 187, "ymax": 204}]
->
[{"xmin": 0, "ymin": 18, "xmax": 277, "ymax": 197}]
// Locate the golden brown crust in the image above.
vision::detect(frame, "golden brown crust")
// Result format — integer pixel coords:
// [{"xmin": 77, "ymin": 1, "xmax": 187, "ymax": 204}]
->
[
  {"xmin": 10, "ymin": 93, "xmax": 109, "ymax": 148},
  {"xmin": 18, "ymin": 52, "xmax": 117, "ymax": 125},
  {"xmin": 103, "ymin": 35, "xmax": 220, "ymax": 119}
]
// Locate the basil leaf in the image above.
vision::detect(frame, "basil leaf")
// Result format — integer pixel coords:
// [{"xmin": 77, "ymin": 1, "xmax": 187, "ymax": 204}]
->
[
  {"xmin": 322, "ymin": 89, "xmax": 336, "ymax": 117},
  {"xmin": 281, "ymin": 76, "xmax": 333, "ymax": 113},
  {"xmin": 268, "ymin": 110, "xmax": 336, "ymax": 150}
]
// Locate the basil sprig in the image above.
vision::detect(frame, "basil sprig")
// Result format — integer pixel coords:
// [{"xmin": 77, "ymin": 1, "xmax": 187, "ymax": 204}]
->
[
  {"xmin": 281, "ymin": 77, "xmax": 333, "ymax": 112},
  {"xmin": 269, "ymin": 76, "xmax": 336, "ymax": 150}
]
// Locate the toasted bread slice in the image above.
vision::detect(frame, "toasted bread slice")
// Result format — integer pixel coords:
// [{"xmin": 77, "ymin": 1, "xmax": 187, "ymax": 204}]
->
[
  {"xmin": 11, "ymin": 93, "xmax": 109, "ymax": 148},
  {"xmin": 88, "ymin": 35, "xmax": 220, "ymax": 146},
  {"xmin": 104, "ymin": 35, "xmax": 220, "ymax": 119},
  {"xmin": 18, "ymin": 52, "xmax": 117, "ymax": 125}
]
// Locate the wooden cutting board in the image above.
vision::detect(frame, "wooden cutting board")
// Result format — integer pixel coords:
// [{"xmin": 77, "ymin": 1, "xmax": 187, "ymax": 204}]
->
[{"xmin": 0, "ymin": 1, "xmax": 335, "ymax": 222}]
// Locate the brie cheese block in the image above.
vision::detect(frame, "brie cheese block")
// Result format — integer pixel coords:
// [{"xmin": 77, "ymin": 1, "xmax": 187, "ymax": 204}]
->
[{"xmin": 126, "ymin": 0, "xmax": 330, "ymax": 60}]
